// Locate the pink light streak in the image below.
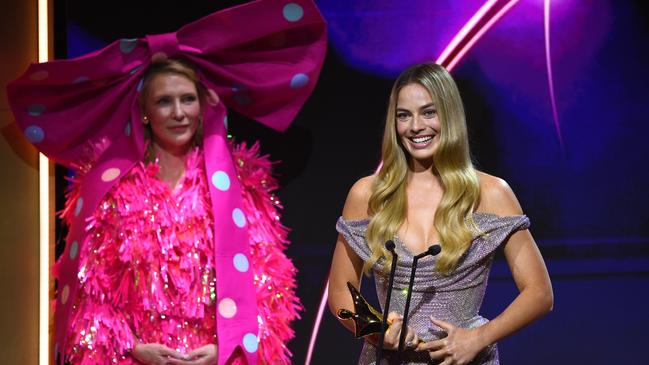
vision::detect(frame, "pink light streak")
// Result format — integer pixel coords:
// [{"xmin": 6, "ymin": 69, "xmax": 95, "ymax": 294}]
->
[
  {"xmin": 437, "ymin": 0, "xmax": 520, "ymax": 72},
  {"xmin": 304, "ymin": 282, "xmax": 329, "ymax": 365},
  {"xmin": 436, "ymin": 0, "xmax": 500, "ymax": 67},
  {"xmin": 544, "ymin": 0, "xmax": 565, "ymax": 150}
]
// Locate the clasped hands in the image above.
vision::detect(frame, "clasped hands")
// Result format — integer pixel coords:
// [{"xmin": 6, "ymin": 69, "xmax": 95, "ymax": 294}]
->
[
  {"xmin": 377, "ymin": 312, "xmax": 486, "ymax": 365},
  {"xmin": 132, "ymin": 343, "xmax": 217, "ymax": 365}
]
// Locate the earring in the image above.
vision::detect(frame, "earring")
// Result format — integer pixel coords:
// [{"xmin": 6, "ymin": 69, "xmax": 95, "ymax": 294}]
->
[{"xmin": 143, "ymin": 116, "xmax": 149, "ymax": 124}]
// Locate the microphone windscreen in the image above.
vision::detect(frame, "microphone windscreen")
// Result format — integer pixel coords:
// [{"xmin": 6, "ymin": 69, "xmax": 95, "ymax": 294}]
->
[
  {"xmin": 385, "ymin": 240, "xmax": 396, "ymax": 251},
  {"xmin": 429, "ymin": 244, "xmax": 442, "ymax": 256}
]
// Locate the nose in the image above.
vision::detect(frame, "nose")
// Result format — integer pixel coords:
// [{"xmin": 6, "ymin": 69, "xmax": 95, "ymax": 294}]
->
[
  {"xmin": 171, "ymin": 100, "xmax": 185, "ymax": 120},
  {"xmin": 411, "ymin": 114, "xmax": 425, "ymax": 132}
]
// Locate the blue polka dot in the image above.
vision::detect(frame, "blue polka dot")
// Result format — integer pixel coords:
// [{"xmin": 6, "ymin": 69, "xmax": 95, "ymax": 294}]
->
[
  {"xmin": 232, "ymin": 208, "xmax": 246, "ymax": 228},
  {"xmin": 231, "ymin": 82, "xmax": 247, "ymax": 93},
  {"xmin": 290, "ymin": 73, "xmax": 309, "ymax": 89},
  {"xmin": 233, "ymin": 254, "xmax": 249, "ymax": 272},
  {"xmin": 120, "ymin": 38, "xmax": 138, "ymax": 54},
  {"xmin": 136, "ymin": 78, "xmax": 144, "ymax": 92},
  {"xmin": 283, "ymin": 3, "xmax": 304, "ymax": 22},
  {"xmin": 242, "ymin": 333, "xmax": 258, "ymax": 353},
  {"xmin": 211, "ymin": 171, "xmax": 231, "ymax": 191},
  {"xmin": 129, "ymin": 66, "xmax": 141, "ymax": 75},
  {"xmin": 69, "ymin": 241, "xmax": 78, "ymax": 259},
  {"xmin": 74, "ymin": 197, "xmax": 83, "ymax": 217},
  {"xmin": 124, "ymin": 121, "xmax": 131, "ymax": 137},
  {"xmin": 27, "ymin": 104, "xmax": 46, "ymax": 117},
  {"xmin": 25, "ymin": 125, "xmax": 44, "ymax": 143},
  {"xmin": 73, "ymin": 76, "xmax": 89, "ymax": 84}
]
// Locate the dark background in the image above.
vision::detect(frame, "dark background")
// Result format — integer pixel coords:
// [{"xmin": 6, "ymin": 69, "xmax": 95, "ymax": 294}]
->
[{"xmin": 54, "ymin": 0, "xmax": 649, "ymax": 364}]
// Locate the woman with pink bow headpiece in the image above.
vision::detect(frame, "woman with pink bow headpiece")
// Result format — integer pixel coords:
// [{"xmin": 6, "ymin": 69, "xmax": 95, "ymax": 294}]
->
[{"xmin": 7, "ymin": 0, "xmax": 326, "ymax": 364}]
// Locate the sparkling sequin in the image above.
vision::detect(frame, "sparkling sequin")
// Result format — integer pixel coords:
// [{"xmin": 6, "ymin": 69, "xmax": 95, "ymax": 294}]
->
[
  {"xmin": 337, "ymin": 213, "xmax": 530, "ymax": 364},
  {"xmin": 67, "ymin": 149, "xmax": 217, "ymax": 362},
  {"xmin": 61, "ymin": 142, "xmax": 301, "ymax": 365}
]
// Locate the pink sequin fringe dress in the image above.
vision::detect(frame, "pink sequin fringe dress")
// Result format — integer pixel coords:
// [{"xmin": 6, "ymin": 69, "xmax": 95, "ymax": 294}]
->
[{"xmin": 60, "ymin": 143, "xmax": 300, "ymax": 364}]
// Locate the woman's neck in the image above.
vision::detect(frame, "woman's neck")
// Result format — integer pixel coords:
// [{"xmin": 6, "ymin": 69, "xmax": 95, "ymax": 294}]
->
[
  {"xmin": 407, "ymin": 168, "xmax": 442, "ymax": 189},
  {"xmin": 408, "ymin": 157, "xmax": 439, "ymax": 179},
  {"xmin": 152, "ymin": 143, "xmax": 190, "ymax": 188}
]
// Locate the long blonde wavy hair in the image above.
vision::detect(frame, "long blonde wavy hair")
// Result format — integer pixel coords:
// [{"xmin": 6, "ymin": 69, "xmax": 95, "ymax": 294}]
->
[{"xmin": 365, "ymin": 63, "xmax": 480, "ymax": 274}]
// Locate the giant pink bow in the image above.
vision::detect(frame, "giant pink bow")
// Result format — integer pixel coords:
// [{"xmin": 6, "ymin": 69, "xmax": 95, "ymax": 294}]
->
[{"xmin": 7, "ymin": 0, "xmax": 326, "ymax": 364}]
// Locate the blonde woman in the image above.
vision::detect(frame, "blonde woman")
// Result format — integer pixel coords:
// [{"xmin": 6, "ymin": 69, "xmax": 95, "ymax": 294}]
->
[{"xmin": 328, "ymin": 63, "xmax": 553, "ymax": 365}]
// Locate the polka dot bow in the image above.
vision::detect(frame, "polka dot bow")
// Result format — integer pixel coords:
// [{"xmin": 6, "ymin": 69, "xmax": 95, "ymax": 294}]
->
[{"xmin": 7, "ymin": 1, "xmax": 326, "ymax": 364}]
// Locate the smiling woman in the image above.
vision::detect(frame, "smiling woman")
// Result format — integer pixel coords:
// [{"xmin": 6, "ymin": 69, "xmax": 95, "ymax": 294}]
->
[
  {"xmin": 395, "ymin": 84, "xmax": 441, "ymax": 169},
  {"xmin": 328, "ymin": 63, "xmax": 553, "ymax": 365}
]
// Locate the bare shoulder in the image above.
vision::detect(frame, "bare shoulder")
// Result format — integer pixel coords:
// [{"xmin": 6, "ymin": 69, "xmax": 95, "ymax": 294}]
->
[
  {"xmin": 341, "ymin": 175, "xmax": 375, "ymax": 220},
  {"xmin": 476, "ymin": 171, "xmax": 524, "ymax": 216}
]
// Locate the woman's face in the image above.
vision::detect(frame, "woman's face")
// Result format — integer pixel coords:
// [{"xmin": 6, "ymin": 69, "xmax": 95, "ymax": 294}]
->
[
  {"xmin": 143, "ymin": 73, "xmax": 201, "ymax": 155},
  {"xmin": 395, "ymin": 83, "xmax": 441, "ymax": 163}
]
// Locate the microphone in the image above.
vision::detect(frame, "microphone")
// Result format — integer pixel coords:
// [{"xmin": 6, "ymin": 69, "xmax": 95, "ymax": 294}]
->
[
  {"xmin": 376, "ymin": 240, "xmax": 398, "ymax": 363},
  {"xmin": 427, "ymin": 244, "xmax": 442, "ymax": 256},
  {"xmin": 397, "ymin": 244, "xmax": 442, "ymax": 359}
]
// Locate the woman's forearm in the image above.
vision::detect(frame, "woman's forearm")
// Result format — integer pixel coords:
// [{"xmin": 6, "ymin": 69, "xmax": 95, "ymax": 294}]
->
[
  {"xmin": 476, "ymin": 285, "xmax": 553, "ymax": 348},
  {"xmin": 328, "ymin": 281, "xmax": 359, "ymax": 334}
]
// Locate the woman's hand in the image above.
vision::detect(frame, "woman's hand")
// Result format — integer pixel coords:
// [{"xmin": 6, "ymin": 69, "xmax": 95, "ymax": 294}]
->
[
  {"xmin": 376, "ymin": 312, "xmax": 420, "ymax": 350},
  {"xmin": 415, "ymin": 317, "xmax": 486, "ymax": 365},
  {"xmin": 131, "ymin": 343, "xmax": 188, "ymax": 365},
  {"xmin": 167, "ymin": 344, "xmax": 217, "ymax": 365}
]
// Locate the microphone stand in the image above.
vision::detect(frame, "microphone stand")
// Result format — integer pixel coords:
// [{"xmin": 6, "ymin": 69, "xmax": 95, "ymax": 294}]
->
[
  {"xmin": 376, "ymin": 240, "xmax": 398, "ymax": 363},
  {"xmin": 397, "ymin": 244, "xmax": 442, "ymax": 362}
]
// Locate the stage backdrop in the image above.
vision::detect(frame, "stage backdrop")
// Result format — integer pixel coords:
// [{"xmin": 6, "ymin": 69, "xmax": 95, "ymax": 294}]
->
[{"xmin": 55, "ymin": 0, "xmax": 649, "ymax": 364}]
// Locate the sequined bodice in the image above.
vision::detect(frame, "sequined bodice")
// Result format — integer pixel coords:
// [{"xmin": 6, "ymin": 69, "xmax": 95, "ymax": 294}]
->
[{"xmin": 336, "ymin": 213, "xmax": 530, "ymax": 365}]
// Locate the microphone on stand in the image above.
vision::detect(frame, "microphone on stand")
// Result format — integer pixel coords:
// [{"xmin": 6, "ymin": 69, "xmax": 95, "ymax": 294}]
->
[
  {"xmin": 397, "ymin": 244, "xmax": 442, "ymax": 360},
  {"xmin": 376, "ymin": 240, "xmax": 398, "ymax": 363}
]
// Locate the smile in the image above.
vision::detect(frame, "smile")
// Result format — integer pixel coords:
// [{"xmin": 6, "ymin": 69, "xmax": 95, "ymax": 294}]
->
[
  {"xmin": 410, "ymin": 135, "xmax": 433, "ymax": 143},
  {"xmin": 407, "ymin": 134, "xmax": 435, "ymax": 150}
]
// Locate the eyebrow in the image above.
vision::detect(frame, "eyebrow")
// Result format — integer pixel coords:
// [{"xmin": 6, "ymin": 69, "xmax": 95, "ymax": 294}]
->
[
  {"xmin": 396, "ymin": 103, "xmax": 436, "ymax": 112},
  {"xmin": 152, "ymin": 91, "xmax": 197, "ymax": 98}
]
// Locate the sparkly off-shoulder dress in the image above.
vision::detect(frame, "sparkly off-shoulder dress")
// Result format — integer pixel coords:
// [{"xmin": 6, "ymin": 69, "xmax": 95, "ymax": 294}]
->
[{"xmin": 336, "ymin": 213, "xmax": 530, "ymax": 365}]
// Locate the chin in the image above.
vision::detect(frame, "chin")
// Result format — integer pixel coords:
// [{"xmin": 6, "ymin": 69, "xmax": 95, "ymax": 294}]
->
[
  {"xmin": 172, "ymin": 135, "xmax": 194, "ymax": 147},
  {"xmin": 407, "ymin": 149, "xmax": 434, "ymax": 160},
  {"xmin": 411, "ymin": 155, "xmax": 434, "ymax": 164}
]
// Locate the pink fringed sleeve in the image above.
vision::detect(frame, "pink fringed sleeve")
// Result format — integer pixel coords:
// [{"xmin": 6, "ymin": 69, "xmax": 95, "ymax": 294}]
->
[
  {"xmin": 233, "ymin": 142, "xmax": 302, "ymax": 365},
  {"xmin": 57, "ymin": 141, "xmax": 141, "ymax": 364}
]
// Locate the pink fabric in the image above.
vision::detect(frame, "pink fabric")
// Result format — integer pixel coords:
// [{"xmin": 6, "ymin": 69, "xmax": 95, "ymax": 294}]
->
[
  {"xmin": 234, "ymin": 142, "xmax": 303, "ymax": 363},
  {"xmin": 6, "ymin": 1, "xmax": 326, "ymax": 364},
  {"xmin": 65, "ymin": 148, "xmax": 217, "ymax": 364},
  {"xmin": 62, "ymin": 143, "xmax": 301, "ymax": 364}
]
